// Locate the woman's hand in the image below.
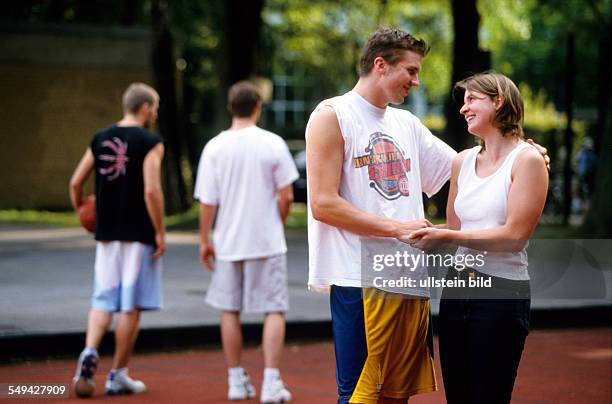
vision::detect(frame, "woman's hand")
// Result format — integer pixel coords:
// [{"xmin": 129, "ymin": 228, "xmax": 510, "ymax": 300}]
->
[{"xmin": 399, "ymin": 227, "xmax": 452, "ymax": 251}]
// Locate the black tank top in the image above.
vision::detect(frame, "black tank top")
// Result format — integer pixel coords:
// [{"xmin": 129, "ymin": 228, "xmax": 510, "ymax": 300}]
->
[{"xmin": 90, "ymin": 125, "xmax": 162, "ymax": 245}]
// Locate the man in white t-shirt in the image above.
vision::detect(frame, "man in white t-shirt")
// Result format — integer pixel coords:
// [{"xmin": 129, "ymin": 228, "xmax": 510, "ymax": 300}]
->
[
  {"xmin": 194, "ymin": 81, "xmax": 298, "ymax": 403},
  {"xmin": 306, "ymin": 28, "xmax": 455, "ymax": 404}
]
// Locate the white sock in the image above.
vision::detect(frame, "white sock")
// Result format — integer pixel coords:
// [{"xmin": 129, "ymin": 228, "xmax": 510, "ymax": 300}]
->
[
  {"xmin": 82, "ymin": 347, "xmax": 98, "ymax": 356},
  {"xmin": 263, "ymin": 368, "xmax": 280, "ymax": 383},
  {"xmin": 228, "ymin": 367, "xmax": 245, "ymax": 380},
  {"xmin": 109, "ymin": 367, "xmax": 127, "ymax": 378}
]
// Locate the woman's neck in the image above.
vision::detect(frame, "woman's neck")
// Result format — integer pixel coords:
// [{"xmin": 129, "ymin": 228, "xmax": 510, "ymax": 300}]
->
[{"xmin": 479, "ymin": 131, "xmax": 520, "ymax": 162}]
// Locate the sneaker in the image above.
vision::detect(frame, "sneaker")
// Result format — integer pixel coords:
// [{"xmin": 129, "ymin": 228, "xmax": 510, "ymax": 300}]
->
[
  {"xmin": 105, "ymin": 369, "xmax": 146, "ymax": 395},
  {"xmin": 260, "ymin": 377, "xmax": 292, "ymax": 403},
  {"xmin": 228, "ymin": 371, "xmax": 256, "ymax": 400},
  {"xmin": 72, "ymin": 349, "xmax": 99, "ymax": 398}
]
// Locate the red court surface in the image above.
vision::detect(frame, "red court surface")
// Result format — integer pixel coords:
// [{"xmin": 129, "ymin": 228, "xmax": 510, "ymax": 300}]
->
[{"xmin": 1, "ymin": 328, "xmax": 609, "ymax": 403}]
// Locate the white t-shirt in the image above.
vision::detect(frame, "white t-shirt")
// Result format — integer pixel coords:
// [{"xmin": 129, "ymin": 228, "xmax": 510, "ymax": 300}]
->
[
  {"xmin": 306, "ymin": 91, "xmax": 456, "ymax": 293},
  {"xmin": 194, "ymin": 126, "xmax": 299, "ymax": 261}
]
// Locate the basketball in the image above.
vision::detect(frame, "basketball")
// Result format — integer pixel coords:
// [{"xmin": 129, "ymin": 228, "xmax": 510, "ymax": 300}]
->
[{"xmin": 78, "ymin": 195, "xmax": 96, "ymax": 233}]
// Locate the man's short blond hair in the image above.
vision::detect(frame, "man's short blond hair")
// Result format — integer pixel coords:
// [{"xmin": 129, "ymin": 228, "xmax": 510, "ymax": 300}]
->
[{"xmin": 122, "ymin": 83, "xmax": 159, "ymax": 114}]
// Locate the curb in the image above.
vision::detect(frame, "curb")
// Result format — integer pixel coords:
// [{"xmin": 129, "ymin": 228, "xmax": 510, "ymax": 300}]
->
[{"xmin": 1, "ymin": 306, "xmax": 610, "ymax": 363}]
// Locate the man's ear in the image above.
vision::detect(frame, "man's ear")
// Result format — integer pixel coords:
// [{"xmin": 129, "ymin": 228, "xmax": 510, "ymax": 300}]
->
[{"xmin": 373, "ymin": 56, "xmax": 387, "ymax": 74}]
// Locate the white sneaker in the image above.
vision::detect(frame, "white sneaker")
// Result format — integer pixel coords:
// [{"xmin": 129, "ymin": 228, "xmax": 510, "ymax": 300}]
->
[
  {"xmin": 228, "ymin": 371, "xmax": 256, "ymax": 400},
  {"xmin": 72, "ymin": 349, "xmax": 99, "ymax": 398},
  {"xmin": 260, "ymin": 377, "xmax": 292, "ymax": 403},
  {"xmin": 105, "ymin": 369, "xmax": 146, "ymax": 395}
]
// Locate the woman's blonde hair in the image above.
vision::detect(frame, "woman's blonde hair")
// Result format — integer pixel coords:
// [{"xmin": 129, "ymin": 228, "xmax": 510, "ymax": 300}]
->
[{"xmin": 455, "ymin": 71, "xmax": 524, "ymax": 140}]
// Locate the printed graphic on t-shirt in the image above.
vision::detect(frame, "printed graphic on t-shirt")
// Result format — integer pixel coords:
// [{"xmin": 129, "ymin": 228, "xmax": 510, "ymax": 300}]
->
[
  {"xmin": 353, "ymin": 132, "xmax": 411, "ymax": 200},
  {"xmin": 99, "ymin": 137, "xmax": 129, "ymax": 181}
]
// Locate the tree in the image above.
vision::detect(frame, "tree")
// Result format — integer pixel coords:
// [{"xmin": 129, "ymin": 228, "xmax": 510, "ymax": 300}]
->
[
  {"xmin": 151, "ymin": 0, "xmax": 189, "ymax": 213},
  {"xmin": 213, "ymin": 0, "xmax": 265, "ymax": 128},
  {"xmin": 561, "ymin": 33, "xmax": 576, "ymax": 224},
  {"xmin": 585, "ymin": 0, "xmax": 612, "ymax": 158},
  {"xmin": 585, "ymin": 100, "xmax": 612, "ymax": 237},
  {"xmin": 444, "ymin": 0, "xmax": 490, "ymax": 153}
]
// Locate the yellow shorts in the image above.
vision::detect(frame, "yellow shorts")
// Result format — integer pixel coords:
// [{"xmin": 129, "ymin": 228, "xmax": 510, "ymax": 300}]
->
[{"xmin": 350, "ymin": 289, "xmax": 437, "ymax": 403}]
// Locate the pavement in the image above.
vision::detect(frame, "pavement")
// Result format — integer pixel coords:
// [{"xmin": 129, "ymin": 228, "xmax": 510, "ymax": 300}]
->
[
  {"xmin": 1, "ymin": 225, "xmax": 611, "ymax": 357},
  {"xmin": 0, "ymin": 329, "xmax": 610, "ymax": 403},
  {"xmin": 0, "ymin": 225, "xmax": 611, "ymax": 402}
]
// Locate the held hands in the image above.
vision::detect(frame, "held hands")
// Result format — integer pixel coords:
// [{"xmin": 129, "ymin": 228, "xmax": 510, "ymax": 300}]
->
[
  {"xmin": 199, "ymin": 242, "xmax": 215, "ymax": 271},
  {"xmin": 398, "ymin": 227, "xmax": 450, "ymax": 252},
  {"xmin": 394, "ymin": 219, "xmax": 432, "ymax": 247},
  {"xmin": 396, "ymin": 219, "xmax": 433, "ymax": 235}
]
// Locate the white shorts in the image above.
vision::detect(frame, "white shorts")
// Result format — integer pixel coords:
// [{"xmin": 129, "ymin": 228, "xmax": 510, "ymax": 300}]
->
[
  {"xmin": 92, "ymin": 241, "xmax": 163, "ymax": 313},
  {"xmin": 205, "ymin": 254, "xmax": 289, "ymax": 313}
]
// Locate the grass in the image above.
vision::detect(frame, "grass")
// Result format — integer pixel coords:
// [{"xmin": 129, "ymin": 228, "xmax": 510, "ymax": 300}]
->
[
  {"xmin": 0, "ymin": 206, "xmax": 587, "ymax": 238},
  {"xmin": 165, "ymin": 203, "xmax": 308, "ymax": 231},
  {"xmin": 0, "ymin": 209, "xmax": 79, "ymax": 227},
  {"xmin": 0, "ymin": 204, "xmax": 310, "ymax": 231}
]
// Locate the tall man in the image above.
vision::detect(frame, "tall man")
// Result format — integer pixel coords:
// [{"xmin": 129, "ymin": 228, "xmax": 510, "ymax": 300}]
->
[
  {"xmin": 70, "ymin": 83, "xmax": 165, "ymax": 397},
  {"xmin": 194, "ymin": 81, "xmax": 298, "ymax": 403},
  {"xmin": 307, "ymin": 28, "xmax": 454, "ymax": 403}
]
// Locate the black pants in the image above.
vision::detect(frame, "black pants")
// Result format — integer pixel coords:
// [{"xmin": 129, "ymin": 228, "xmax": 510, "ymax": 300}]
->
[{"xmin": 438, "ymin": 269, "xmax": 530, "ymax": 404}]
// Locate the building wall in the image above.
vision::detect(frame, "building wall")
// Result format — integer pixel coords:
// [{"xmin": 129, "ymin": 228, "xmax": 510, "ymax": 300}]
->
[{"xmin": 0, "ymin": 25, "xmax": 153, "ymax": 209}]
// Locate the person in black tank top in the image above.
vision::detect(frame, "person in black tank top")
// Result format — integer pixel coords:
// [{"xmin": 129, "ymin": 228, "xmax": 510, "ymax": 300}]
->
[{"xmin": 69, "ymin": 83, "xmax": 166, "ymax": 397}]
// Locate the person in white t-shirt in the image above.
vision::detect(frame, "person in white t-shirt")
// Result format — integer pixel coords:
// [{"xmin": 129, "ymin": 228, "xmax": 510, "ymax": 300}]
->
[
  {"xmin": 306, "ymin": 28, "xmax": 452, "ymax": 404},
  {"xmin": 194, "ymin": 81, "xmax": 298, "ymax": 403}
]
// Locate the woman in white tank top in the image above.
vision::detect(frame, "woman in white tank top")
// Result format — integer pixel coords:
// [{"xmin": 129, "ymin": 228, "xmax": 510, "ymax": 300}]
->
[{"xmin": 406, "ymin": 72, "xmax": 548, "ymax": 404}]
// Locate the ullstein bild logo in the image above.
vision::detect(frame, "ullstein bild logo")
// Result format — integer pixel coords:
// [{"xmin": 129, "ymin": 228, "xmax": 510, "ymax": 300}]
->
[{"xmin": 353, "ymin": 132, "xmax": 411, "ymax": 200}]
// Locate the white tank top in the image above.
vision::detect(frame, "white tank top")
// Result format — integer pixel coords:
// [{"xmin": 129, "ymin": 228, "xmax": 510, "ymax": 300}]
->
[
  {"xmin": 306, "ymin": 91, "xmax": 456, "ymax": 292},
  {"xmin": 454, "ymin": 141, "xmax": 533, "ymax": 280}
]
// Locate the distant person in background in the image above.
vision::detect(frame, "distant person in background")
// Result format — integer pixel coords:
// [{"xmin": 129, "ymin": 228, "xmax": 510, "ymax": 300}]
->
[
  {"xmin": 407, "ymin": 72, "xmax": 548, "ymax": 404},
  {"xmin": 194, "ymin": 81, "xmax": 298, "ymax": 403},
  {"xmin": 575, "ymin": 136, "xmax": 598, "ymax": 211},
  {"xmin": 69, "ymin": 83, "xmax": 165, "ymax": 397}
]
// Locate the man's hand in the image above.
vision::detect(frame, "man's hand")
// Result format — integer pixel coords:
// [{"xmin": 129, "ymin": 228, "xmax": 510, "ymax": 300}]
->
[
  {"xmin": 200, "ymin": 241, "xmax": 215, "ymax": 271},
  {"xmin": 151, "ymin": 232, "xmax": 166, "ymax": 259},
  {"xmin": 395, "ymin": 219, "xmax": 433, "ymax": 239},
  {"xmin": 399, "ymin": 227, "xmax": 450, "ymax": 252},
  {"xmin": 527, "ymin": 139, "xmax": 551, "ymax": 171}
]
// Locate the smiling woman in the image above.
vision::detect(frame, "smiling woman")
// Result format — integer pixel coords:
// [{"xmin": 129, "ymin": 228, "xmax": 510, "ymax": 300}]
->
[{"xmin": 406, "ymin": 71, "xmax": 549, "ymax": 404}]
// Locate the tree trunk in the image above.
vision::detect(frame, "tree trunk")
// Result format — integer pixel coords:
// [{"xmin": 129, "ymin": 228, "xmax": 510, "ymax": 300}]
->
[
  {"xmin": 585, "ymin": 99, "xmax": 612, "ymax": 237},
  {"xmin": 562, "ymin": 33, "xmax": 575, "ymax": 224},
  {"xmin": 432, "ymin": 0, "xmax": 490, "ymax": 218},
  {"xmin": 120, "ymin": 0, "xmax": 138, "ymax": 26},
  {"xmin": 151, "ymin": 0, "xmax": 189, "ymax": 213},
  {"xmin": 445, "ymin": 0, "xmax": 490, "ymax": 153},
  {"xmin": 593, "ymin": 23, "xmax": 611, "ymax": 158},
  {"xmin": 213, "ymin": 0, "xmax": 264, "ymax": 129},
  {"xmin": 224, "ymin": 0, "xmax": 264, "ymax": 85}
]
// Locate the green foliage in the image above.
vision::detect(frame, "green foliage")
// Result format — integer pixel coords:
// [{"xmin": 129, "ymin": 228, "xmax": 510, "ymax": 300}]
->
[
  {"xmin": 480, "ymin": 0, "xmax": 610, "ymax": 109},
  {"xmin": 422, "ymin": 114, "xmax": 446, "ymax": 132},
  {"xmin": 262, "ymin": 0, "xmax": 453, "ymax": 104},
  {"xmin": 521, "ymin": 84, "xmax": 565, "ymax": 131}
]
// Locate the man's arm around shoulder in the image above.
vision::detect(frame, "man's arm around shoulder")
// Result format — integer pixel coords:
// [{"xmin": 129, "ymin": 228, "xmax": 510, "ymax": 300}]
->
[{"xmin": 143, "ymin": 143, "xmax": 166, "ymax": 259}]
